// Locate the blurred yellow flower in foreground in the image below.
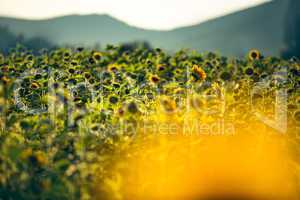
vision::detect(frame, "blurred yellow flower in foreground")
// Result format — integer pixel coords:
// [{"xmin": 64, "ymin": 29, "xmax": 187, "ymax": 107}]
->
[{"xmin": 123, "ymin": 107, "xmax": 300, "ymax": 200}]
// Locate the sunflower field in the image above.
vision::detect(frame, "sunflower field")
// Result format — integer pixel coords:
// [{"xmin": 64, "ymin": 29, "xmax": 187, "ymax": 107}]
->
[{"xmin": 0, "ymin": 45, "xmax": 300, "ymax": 200}]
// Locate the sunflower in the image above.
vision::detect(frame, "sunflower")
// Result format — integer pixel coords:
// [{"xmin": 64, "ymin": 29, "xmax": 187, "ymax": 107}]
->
[
  {"xmin": 157, "ymin": 65, "xmax": 166, "ymax": 72},
  {"xmin": 290, "ymin": 68, "xmax": 300, "ymax": 77},
  {"xmin": 1, "ymin": 65, "xmax": 9, "ymax": 73},
  {"xmin": 88, "ymin": 78, "xmax": 95, "ymax": 84},
  {"xmin": 84, "ymin": 72, "xmax": 91, "ymax": 79},
  {"xmin": 73, "ymin": 97, "xmax": 81, "ymax": 102},
  {"xmin": 109, "ymin": 95, "xmax": 119, "ymax": 104},
  {"xmin": 1, "ymin": 76, "xmax": 10, "ymax": 85},
  {"xmin": 211, "ymin": 59, "xmax": 220, "ymax": 67},
  {"xmin": 67, "ymin": 78, "xmax": 77, "ymax": 85},
  {"xmin": 92, "ymin": 52, "xmax": 102, "ymax": 61},
  {"xmin": 293, "ymin": 110, "xmax": 300, "ymax": 123},
  {"xmin": 42, "ymin": 81, "xmax": 48, "ymax": 87},
  {"xmin": 52, "ymin": 83, "xmax": 59, "ymax": 89},
  {"xmin": 20, "ymin": 148, "xmax": 33, "ymax": 160},
  {"xmin": 71, "ymin": 60, "xmax": 79, "ymax": 66},
  {"xmin": 34, "ymin": 74, "xmax": 42, "ymax": 80},
  {"xmin": 161, "ymin": 97, "xmax": 177, "ymax": 113},
  {"xmin": 91, "ymin": 124, "xmax": 100, "ymax": 131},
  {"xmin": 127, "ymin": 101, "xmax": 139, "ymax": 114},
  {"xmin": 146, "ymin": 92, "xmax": 154, "ymax": 100},
  {"xmin": 30, "ymin": 82, "xmax": 40, "ymax": 89},
  {"xmin": 34, "ymin": 151, "xmax": 48, "ymax": 166},
  {"xmin": 220, "ymin": 71, "xmax": 231, "ymax": 81},
  {"xmin": 252, "ymin": 72, "xmax": 260, "ymax": 82},
  {"xmin": 150, "ymin": 75, "xmax": 160, "ymax": 84},
  {"xmin": 155, "ymin": 48, "xmax": 162, "ymax": 53},
  {"xmin": 260, "ymin": 73, "xmax": 268, "ymax": 79},
  {"xmin": 63, "ymin": 52, "xmax": 71, "ymax": 62},
  {"xmin": 204, "ymin": 61, "xmax": 213, "ymax": 69},
  {"xmin": 296, "ymin": 96, "xmax": 300, "ymax": 105},
  {"xmin": 108, "ymin": 64, "xmax": 119, "ymax": 72},
  {"xmin": 26, "ymin": 55, "xmax": 34, "ymax": 61},
  {"xmin": 64, "ymin": 52, "xmax": 71, "ymax": 58},
  {"xmin": 68, "ymin": 67, "xmax": 76, "ymax": 74},
  {"xmin": 147, "ymin": 60, "xmax": 152, "ymax": 66},
  {"xmin": 94, "ymin": 83, "xmax": 101, "ymax": 90},
  {"xmin": 89, "ymin": 57, "xmax": 95, "ymax": 64},
  {"xmin": 174, "ymin": 88, "xmax": 185, "ymax": 95},
  {"xmin": 244, "ymin": 67, "xmax": 254, "ymax": 76},
  {"xmin": 72, "ymin": 91, "xmax": 78, "ymax": 97},
  {"xmin": 248, "ymin": 49, "xmax": 260, "ymax": 61},
  {"xmin": 174, "ymin": 69, "xmax": 182, "ymax": 75},
  {"xmin": 192, "ymin": 65, "xmax": 206, "ymax": 81},
  {"xmin": 75, "ymin": 102, "xmax": 85, "ymax": 109},
  {"xmin": 112, "ymin": 83, "xmax": 120, "ymax": 88},
  {"xmin": 77, "ymin": 47, "xmax": 84, "ymax": 52}
]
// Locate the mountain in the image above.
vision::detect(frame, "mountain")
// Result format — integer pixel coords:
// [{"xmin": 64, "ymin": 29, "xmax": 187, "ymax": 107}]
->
[
  {"xmin": 165, "ymin": 0, "xmax": 291, "ymax": 56},
  {"xmin": 282, "ymin": 0, "xmax": 300, "ymax": 58},
  {"xmin": 0, "ymin": 26, "xmax": 53, "ymax": 54},
  {"xmin": 0, "ymin": 0, "xmax": 294, "ymax": 56}
]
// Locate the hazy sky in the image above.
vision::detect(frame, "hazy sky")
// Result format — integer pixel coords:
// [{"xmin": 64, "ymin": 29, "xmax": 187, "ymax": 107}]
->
[{"xmin": 1, "ymin": 0, "xmax": 271, "ymax": 30}]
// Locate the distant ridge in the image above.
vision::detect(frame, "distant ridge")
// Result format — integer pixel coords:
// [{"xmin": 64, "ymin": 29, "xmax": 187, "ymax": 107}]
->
[{"xmin": 0, "ymin": 0, "xmax": 293, "ymax": 56}]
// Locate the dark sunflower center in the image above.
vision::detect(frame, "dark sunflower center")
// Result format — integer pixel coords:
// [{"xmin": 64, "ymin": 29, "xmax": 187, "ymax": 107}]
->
[
  {"xmin": 251, "ymin": 52, "xmax": 258, "ymax": 59},
  {"xmin": 245, "ymin": 68, "xmax": 254, "ymax": 75}
]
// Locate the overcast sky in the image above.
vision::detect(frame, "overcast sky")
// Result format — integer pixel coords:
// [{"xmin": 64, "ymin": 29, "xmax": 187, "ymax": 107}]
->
[{"xmin": 1, "ymin": 0, "xmax": 271, "ymax": 30}]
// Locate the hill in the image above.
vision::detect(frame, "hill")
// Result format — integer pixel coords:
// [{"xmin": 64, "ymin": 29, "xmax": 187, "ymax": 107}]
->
[{"xmin": 0, "ymin": 0, "xmax": 294, "ymax": 56}]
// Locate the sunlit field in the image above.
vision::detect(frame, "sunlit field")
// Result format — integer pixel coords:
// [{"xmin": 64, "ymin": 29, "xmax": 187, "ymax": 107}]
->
[{"xmin": 0, "ymin": 46, "xmax": 299, "ymax": 200}]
